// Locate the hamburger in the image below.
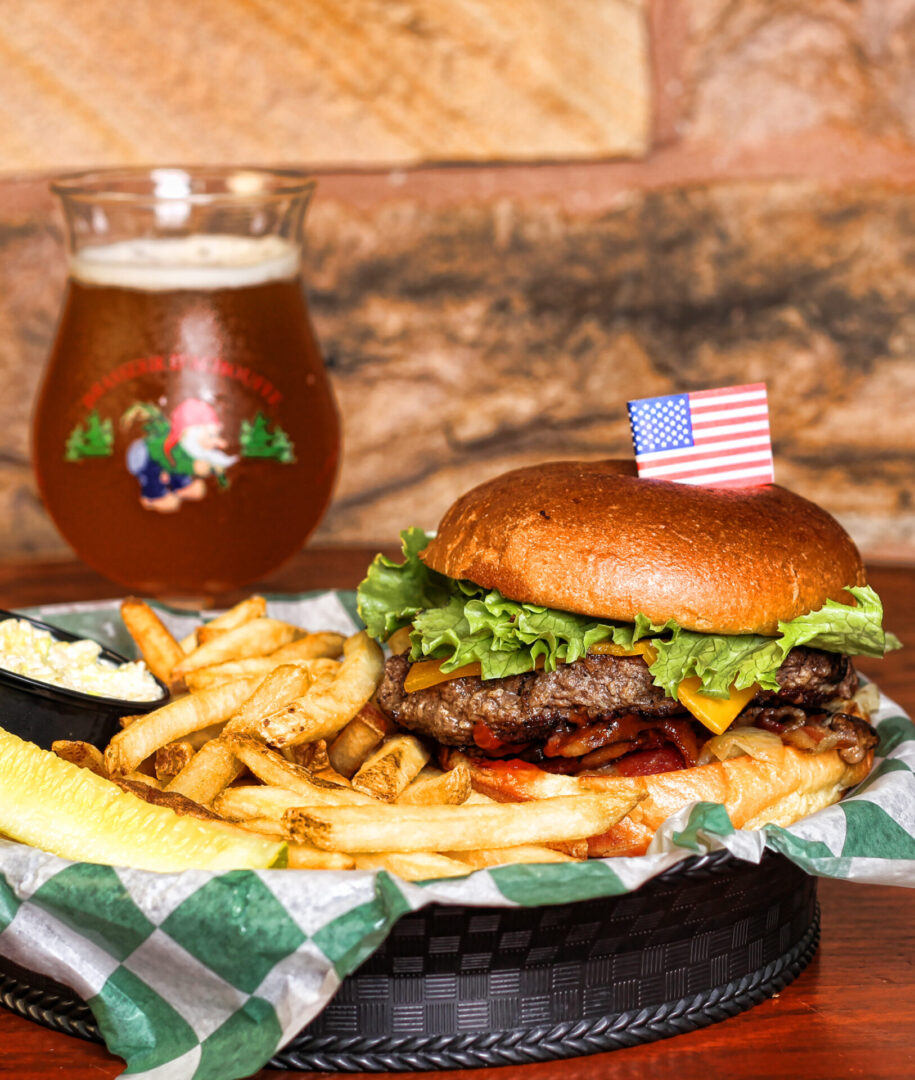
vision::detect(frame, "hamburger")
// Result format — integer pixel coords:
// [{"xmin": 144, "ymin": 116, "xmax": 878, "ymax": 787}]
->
[{"xmin": 357, "ymin": 460, "xmax": 899, "ymax": 856}]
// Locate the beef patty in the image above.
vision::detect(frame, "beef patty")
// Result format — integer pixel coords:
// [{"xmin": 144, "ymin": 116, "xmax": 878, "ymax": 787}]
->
[{"xmin": 375, "ymin": 646, "xmax": 859, "ymax": 750}]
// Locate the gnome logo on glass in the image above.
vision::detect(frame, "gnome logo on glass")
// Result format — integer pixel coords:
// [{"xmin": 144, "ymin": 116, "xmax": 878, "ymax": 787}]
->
[{"xmin": 124, "ymin": 397, "xmax": 239, "ymax": 513}]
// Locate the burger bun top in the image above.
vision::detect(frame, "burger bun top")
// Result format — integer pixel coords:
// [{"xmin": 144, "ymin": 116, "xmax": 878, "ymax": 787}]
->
[{"xmin": 420, "ymin": 460, "xmax": 865, "ymax": 636}]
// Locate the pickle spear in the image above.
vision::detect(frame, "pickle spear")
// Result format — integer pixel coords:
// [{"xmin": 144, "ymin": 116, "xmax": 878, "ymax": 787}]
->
[{"xmin": 0, "ymin": 726, "xmax": 286, "ymax": 872}]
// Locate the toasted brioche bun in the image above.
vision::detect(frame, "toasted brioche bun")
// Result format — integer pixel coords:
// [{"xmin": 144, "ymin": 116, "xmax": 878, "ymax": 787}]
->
[
  {"xmin": 445, "ymin": 746, "xmax": 873, "ymax": 858},
  {"xmin": 420, "ymin": 459, "xmax": 864, "ymax": 636}
]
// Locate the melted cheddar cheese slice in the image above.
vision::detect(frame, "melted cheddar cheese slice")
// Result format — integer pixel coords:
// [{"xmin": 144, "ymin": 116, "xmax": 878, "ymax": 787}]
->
[
  {"xmin": 676, "ymin": 677, "xmax": 758, "ymax": 734},
  {"xmin": 404, "ymin": 658, "xmax": 485, "ymax": 693}
]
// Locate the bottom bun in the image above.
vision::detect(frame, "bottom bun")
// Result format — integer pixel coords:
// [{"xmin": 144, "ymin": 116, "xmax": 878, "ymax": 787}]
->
[{"xmin": 444, "ymin": 746, "xmax": 873, "ymax": 858}]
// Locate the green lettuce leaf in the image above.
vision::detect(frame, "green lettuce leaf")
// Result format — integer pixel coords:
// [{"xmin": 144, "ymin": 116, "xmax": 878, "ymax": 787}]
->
[
  {"xmin": 646, "ymin": 585, "xmax": 898, "ymax": 699},
  {"xmin": 356, "ymin": 528, "xmax": 452, "ymax": 640},
  {"xmin": 648, "ymin": 632, "xmax": 785, "ymax": 699},
  {"xmin": 776, "ymin": 585, "xmax": 899, "ymax": 657},
  {"xmin": 356, "ymin": 532, "xmax": 900, "ymax": 699}
]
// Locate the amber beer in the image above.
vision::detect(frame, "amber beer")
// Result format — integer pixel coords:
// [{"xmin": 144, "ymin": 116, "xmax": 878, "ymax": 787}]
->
[{"xmin": 33, "ymin": 235, "xmax": 340, "ymax": 594}]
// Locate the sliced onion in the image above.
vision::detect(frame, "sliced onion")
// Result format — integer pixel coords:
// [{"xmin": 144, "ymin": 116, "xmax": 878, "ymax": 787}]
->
[
  {"xmin": 824, "ymin": 682, "xmax": 880, "ymax": 720},
  {"xmin": 698, "ymin": 726, "xmax": 784, "ymax": 766},
  {"xmin": 853, "ymin": 682, "xmax": 880, "ymax": 717}
]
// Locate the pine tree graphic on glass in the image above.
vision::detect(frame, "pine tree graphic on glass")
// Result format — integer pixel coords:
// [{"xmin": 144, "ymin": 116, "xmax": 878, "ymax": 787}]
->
[
  {"xmin": 240, "ymin": 412, "xmax": 296, "ymax": 463},
  {"xmin": 64, "ymin": 410, "xmax": 114, "ymax": 461}
]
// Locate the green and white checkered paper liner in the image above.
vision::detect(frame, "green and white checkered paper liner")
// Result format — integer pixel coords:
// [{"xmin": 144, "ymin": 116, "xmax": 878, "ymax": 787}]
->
[{"xmin": 1, "ymin": 592, "xmax": 912, "ymax": 1079}]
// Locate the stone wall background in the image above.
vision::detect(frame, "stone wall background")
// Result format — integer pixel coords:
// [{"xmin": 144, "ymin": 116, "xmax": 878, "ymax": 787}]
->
[
  {"xmin": 0, "ymin": 0, "xmax": 649, "ymax": 167},
  {"xmin": 0, "ymin": 0, "xmax": 913, "ymax": 563}
]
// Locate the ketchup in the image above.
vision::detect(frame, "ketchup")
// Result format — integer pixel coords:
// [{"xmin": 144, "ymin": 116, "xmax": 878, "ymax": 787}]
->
[
  {"xmin": 471, "ymin": 722, "xmax": 530, "ymax": 757},
  {"xmin": 614, "ymin": 747, "xmax": 685, "ymax": 777}
]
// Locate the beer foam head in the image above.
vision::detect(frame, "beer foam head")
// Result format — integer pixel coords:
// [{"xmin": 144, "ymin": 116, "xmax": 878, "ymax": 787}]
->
[{"xmin": 69, "ymin": 234, "xmax": 300, "ymax": 290}]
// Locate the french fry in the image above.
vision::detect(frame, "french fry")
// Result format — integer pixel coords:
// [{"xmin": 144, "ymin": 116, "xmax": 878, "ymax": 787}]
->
[
  {"xmin": 221, "ymin": 734, "xmax": 377, "ymax": 805},
  {"xmin": 165, "ymin": 739, "xmax": 243, "ymax": 804},
  {"xmin": 259, "ymin": 632, "xmax": 385, "ymax": 749},
  {"xmin": 283, "ymin": 742, "xmax": 353, "ymax": 788},
  {"xmin": 549, "ymin": 839, "xmax": 589, "ymax": 859},
  {"xmin": 353, "ymin": 852, "xmax": 471, "ymax": 881},
  {"xmin": 385, "ymin": 626, "xmax": 413, "ymax": 656},
  {"xmin": 226, "ymin": 664, "xmax": 315, "ymax": 736},
  {"xmin": 289, "ymin": 739, "xmax": 330, "ymax": 772},
  {"xmin": 310, "ymin": 766, "xmax": 353, "ymax": 787},
  {"xmin": 120, "ymin": 597, "xmax": 184, "ymax": 687},
  {"xmin": 196, "ymin": 626, "xmax": 228, "ymax": 645},
  {"xmin": 165, "ymin": 663, "xmax": 317, "ymax": 804},
  {"xmin": 172, "ymin": 619, "xmax": 300, "ymax": 678},
  {"xmin": 112, "ymin": 777, "xmax": 224, "ymax": 820},
  {"xmin": 453, "ymin": 773, "xmax": 604, "ymax": 855},
  {"xmin": 352, "ymin": 735, "xmax": 430, "ymax": 802},
  {"xmin": 328, "ymin": 703, "xmax": 395, "ymax": 778},
  {"xmin": 229, "ymin": 815, "xmax": 286, "ymax": 836},
  {"xmin": 183, "ymin": 721, "xmax": 227, "ymax": 749},
  {"xmin": 213, "ymin": 595, "xmax": 268, "ymax": 628},
  {"xmin": 124, "ymin": 770, "xmax": 162, "ymax": 788},
  {"xmin": 230, "ymin": 819, "xmax": 355, "ymax": 868},
  {"xmin": 236, "ymin": 825, "xmax": 356, "ymax": 869},
  {"xmin": 215, "ymin": 783, "xmax": 365, "ymax": 821},
  {"xmin": 286, "ymin": 845, "xmax": 355, "ymax": 870},
  {"xmin": 359, "ymin": 701, "xmax": 393, "ymax": 735},
  {"xmin": 155, "ymin": 740, "xmax": 196, "ymax": 782},
  {"xmin": 179, "ymin": 596, "xmax": 269, "ymax": 653},
  {"xmin": 104, "ymin": 676, "xmax": 262, "ymax": 777},
  {"xmin": 300, "ymin": 658, "xmax": 346, "ymax": 693},
  {"xmin": 271, "ymin": 632, "xmax": 345, "ymax": 663},
  {"xmin": 215, "ymin": 785, "xmax": 305, "ymax": 820},
  {"xmin": 185, "ymin": 658, "xmax": 278, "ymax": 691},
  {"xmin": 285, "ymin": 791, "xmax": 643, "ymax": 853},
  {"xmin": 185, "ymin": 655, "xmax": 340, "ymax": 693},
  {"xmin": 52, "ymin": 740, "xmax": 107, "ymax": 778},
  {"xmin": 447, "ymin": 845, "xmax": 576, "ymax": 868},
  {"xmin": 286, "ymin": 740, "xmax": 351, "ymax": 785},
  {"xmin": 397, "ymin": 760, "xmax": 471, "ymax": 806}
]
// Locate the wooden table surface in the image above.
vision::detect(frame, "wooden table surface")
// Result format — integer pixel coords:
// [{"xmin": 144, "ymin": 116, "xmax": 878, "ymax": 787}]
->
[{"xmin": 1, "ymin": 548, "xmax": 913, "ymax": 1080}]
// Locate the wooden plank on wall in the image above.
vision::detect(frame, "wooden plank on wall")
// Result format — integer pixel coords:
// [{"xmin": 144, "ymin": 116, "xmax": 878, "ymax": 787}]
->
[{"xmin": 0, "ymin": 0, "xmax": 649, "ymax": 171}]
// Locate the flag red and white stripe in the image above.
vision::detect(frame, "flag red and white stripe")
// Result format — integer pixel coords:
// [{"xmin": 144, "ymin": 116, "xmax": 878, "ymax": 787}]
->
[{"xmin": 627, "ymin": 383, "xmax": 775, "ymax": 488}]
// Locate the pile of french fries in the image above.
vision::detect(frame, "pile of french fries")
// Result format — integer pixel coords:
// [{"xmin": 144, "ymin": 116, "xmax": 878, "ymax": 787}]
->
[{"xmin": 51, "ymin": 596, "xmax": 641, "ymax": 880}]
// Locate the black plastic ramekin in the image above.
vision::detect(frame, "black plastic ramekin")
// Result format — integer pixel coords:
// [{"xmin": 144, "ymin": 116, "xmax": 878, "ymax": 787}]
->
[{"xmin": 0, "ymin": 609, "xmax": 168, "ymax": 751}]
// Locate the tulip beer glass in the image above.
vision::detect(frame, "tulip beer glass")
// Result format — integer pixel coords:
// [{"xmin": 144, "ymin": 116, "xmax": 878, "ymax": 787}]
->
[{"xmin": 33, "ymin": 168, "xmax": 340, "ymax": 595}]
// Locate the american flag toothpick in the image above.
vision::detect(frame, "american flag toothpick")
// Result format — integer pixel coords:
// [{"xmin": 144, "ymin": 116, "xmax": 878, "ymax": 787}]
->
[{"xmin": 627, "ymin": 383, "xmax": 775, "ymax": 488}]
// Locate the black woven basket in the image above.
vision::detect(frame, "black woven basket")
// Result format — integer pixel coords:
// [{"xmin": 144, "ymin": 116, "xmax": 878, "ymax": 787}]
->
[{"xmin": 1, "ymin": 849, "xmax": 818, "ymax": 1072}]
